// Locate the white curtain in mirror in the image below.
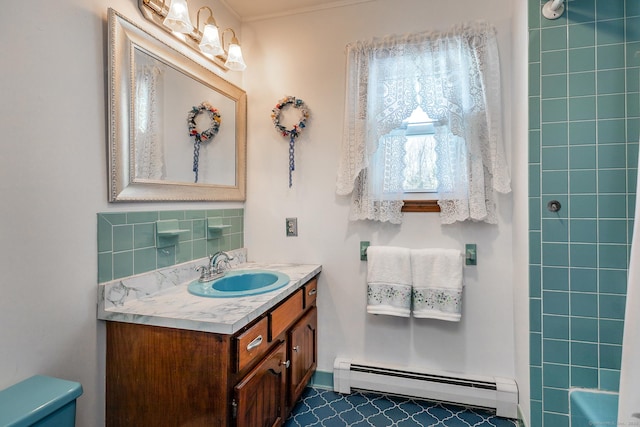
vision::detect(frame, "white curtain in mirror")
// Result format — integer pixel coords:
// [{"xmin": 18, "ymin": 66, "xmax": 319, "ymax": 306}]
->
[{"xmin": 135, "ymin": 64, "xmax": 166, "ymax": 180}]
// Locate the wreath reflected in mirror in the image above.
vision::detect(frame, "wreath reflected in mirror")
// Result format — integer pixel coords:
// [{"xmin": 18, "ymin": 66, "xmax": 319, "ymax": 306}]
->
[
  {"xmin": 271, "ymin": 96, "xmax": 310, "ymax": 188},
  {"xmin": 188, "ymin": 102, "xmax": 221, "ymax": 183}
]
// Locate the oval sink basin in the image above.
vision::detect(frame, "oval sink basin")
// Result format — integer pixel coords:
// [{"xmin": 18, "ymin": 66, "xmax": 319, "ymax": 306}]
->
[{"xmin": 188, "ymin": 269, "xmax": 290, "ymax": 298}]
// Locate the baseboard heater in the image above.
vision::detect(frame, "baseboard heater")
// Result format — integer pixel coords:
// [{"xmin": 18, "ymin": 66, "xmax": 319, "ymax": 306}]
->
[{"xmin": 333, "ymin": 358, "xmax": 518, "ymax": 419}]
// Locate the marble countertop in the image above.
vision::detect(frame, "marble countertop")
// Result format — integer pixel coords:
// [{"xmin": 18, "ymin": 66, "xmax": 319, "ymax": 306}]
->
[{"xmin": 97, "ymin": 250, "xmax": 322, "ymax": 335}]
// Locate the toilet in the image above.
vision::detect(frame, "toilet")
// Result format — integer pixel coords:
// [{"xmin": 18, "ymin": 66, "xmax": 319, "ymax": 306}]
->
[{"xmin": 0, "ymin": 375, "xmax": 83, "ymax": 426}]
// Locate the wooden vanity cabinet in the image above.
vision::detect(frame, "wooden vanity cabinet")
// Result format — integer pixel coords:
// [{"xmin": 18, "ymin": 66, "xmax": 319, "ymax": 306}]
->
[
  {"xmin": 288, "ymin": 306, "xmax": 317, "ymax": 409},
  {"xmin": 233, "ymin": 341, "xmax": 287, "ymax": 427},
  {"xmin": 105, "ymin": 274, "xmax": 319, "ymax": 427}
]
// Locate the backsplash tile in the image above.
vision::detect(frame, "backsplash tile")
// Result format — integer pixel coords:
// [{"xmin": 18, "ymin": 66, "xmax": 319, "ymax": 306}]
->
[{"xmin": 97, "ymin": 209, "xmax": 244, "ymax": 283}]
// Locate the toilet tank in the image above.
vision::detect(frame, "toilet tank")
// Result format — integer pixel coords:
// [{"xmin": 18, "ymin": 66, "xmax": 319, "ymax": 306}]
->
[{"xmin": 0, "ymin": 375, "xmax": 83, "ymax": 427}]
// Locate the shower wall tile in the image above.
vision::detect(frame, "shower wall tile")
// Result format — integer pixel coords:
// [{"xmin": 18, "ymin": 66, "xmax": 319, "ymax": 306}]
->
[
  {"xmin": 599, "ymin": 269, "xmax": 627, "ymax": 294},
  {"xmin": 97, "ymin": 208, "xmax": 244, "ymax": 282},
  {"xmin": 596, "ymin": 0, "xmax": 625, "ymax": 20},
  {"xmin": 569, "ymin": 72, "xmax": 595, "ymax": 96},
  {"xmin": 568, "ymin": 47, "xmax": 596, "ymax": 72},
  {"xmin": 541, "ymin": 50, "xmax": 568, "ymax": 74},
  {"xmin": 542, "ymin": 26, "xmax": 567, "ymax": 50},
  {"xmin": 542, "ymin": 74, "xmax": 565, "ymax": 98},
  {"xmin": 570, "ymin": 267, "xmax": 597, "ymax": 292},
  {"xmin": 543, "ymin": 412, "xmax": 569, "ymax": 427},
  {"xmin": 571, "ymin": 366, "xmax": 598, "ymax": 388},
  {"xmin": 568, "ymin": 23, "xmax": 595, "ymax": 49},
  {"xmin": 571, "ymin": 317, "xmax": 598, "ymax": 342},
  {"xmin": 529, "ymin": 0, "xmax": 637, "ymax": 424},
  {"xmin": 596, "ymin": 44, "xmax": 625, "ymax": 69},
  {"xmin": 600, "ymin": 370, "xmax": 621, "ymax": 391}
]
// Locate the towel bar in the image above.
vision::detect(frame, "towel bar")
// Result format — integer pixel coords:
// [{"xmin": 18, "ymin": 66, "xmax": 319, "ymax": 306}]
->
[{"xmin": 360, "ymin": 243, "xmax": 476, "ymax": 265}]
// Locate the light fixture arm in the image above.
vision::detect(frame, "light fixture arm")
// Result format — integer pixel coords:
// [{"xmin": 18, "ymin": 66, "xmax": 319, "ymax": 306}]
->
[
  {"xmin": 196, "ymin": 6, "xmax": 218, "ymax": 33},
  {"xmin": 221, "ymin": 28, "xmax": 241, "ymax": 51}
]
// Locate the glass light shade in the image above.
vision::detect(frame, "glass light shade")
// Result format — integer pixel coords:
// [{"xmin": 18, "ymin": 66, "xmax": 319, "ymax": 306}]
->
[
  {"xmin": 163, "ymin": 0, "xmax": 194, "ymax": 33},
  {"xmin": 199, "ymin": 24, "xmax": 224, "ymax": 57},
  {"xmin": 225, "ymin": 43, "xmax": 246, "ymax": 71}
]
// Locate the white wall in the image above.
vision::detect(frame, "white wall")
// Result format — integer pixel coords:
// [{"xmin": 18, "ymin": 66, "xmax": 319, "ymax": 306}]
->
[
  {"xmin": 0, "ymin": 1, "xmax": 241, "ymax": 426},
  {"xmin": 511, "ymin": 1, "xmax": 530, "ymax": 423},
  {"xmin": 243, "ymin": 0, "xmax": 526, "ymax": 397}
]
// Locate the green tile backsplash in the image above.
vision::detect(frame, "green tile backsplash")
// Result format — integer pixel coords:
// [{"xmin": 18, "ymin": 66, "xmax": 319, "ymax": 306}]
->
[
  {"xmin": 97, "ymin": 209, "xmax": 244, "ymax": 283},
  {"xmin": 529, "ymin": 0, "xmax": 638, "ymax": 424}
]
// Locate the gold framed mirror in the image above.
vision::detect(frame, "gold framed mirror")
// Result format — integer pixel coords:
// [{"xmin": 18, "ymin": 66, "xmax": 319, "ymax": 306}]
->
[{"xmin": 108, "ymin": 8, "xmax": 246, "ymax": 202}]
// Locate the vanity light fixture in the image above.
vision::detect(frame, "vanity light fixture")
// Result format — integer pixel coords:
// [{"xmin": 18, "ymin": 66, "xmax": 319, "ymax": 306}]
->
[
  {"xmin": 139, "ymin": 0, "xmax": 246, "ymax": 71},
  {"xmin": 221, "ymin": 28, "xmax": 246, "ymax": 71},
  {"xmin": 197, "ymin": 7, "xmax": 224, "ymax": 57},
  {"xmin": 162, "ymin": 0, "xmax": 193, "ymax": 33}
]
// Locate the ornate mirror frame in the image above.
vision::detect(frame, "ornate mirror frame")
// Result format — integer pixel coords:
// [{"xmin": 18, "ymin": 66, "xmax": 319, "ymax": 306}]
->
[{"xmin": 108, "ymin": 8, "xmax": 247, "ymax": 202}]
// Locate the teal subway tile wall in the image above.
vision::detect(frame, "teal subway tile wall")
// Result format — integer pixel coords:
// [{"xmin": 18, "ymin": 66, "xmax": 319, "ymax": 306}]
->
[
  {"xmin": 97, "ymin": 209, "xmax": 244, "ymax": 283},
  {"xmin": 529, "ymin": 0, "xmax": 639, "ymax": 425}
]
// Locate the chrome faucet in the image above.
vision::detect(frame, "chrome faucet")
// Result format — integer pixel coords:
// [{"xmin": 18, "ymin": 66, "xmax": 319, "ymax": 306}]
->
[
  {"xmin": 195, "ymin": 251, "xmax": 234, "ymax": 282},
  {"xmin": 210, "ymin": 250, "xmax": 234, "ymax": 274}
]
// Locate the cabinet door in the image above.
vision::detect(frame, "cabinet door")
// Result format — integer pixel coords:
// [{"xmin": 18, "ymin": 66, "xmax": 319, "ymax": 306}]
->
[
  {"xmin": 288, "ymin": 306, "xmax": 317, "ymax": 405},
  {"xmin": 234, "ymin": 341, "xmax": 287, "ymax": 427}
]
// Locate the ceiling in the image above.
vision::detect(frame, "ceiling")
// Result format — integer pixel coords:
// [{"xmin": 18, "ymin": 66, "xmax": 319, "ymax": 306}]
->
[{"xmin": 220, "ymin": 0, "xmax": 375, "ymax": 22}]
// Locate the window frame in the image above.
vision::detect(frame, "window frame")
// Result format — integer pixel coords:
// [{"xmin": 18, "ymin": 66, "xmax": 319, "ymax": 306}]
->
[{"xmin": 402, "ymin": 199, "xmax": 440, "ymax": 212}]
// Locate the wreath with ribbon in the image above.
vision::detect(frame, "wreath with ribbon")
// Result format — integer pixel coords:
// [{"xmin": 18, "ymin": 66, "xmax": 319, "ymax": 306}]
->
[
  {"xmin": 271, "ymin": 96, "xmax": 310, "ymax": 187},
  {"xmin": 188, "ymin": 102, "xmax": 221, "ymax": 183}
]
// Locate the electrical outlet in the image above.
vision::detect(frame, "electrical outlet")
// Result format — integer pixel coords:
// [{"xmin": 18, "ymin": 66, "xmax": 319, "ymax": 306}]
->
[{"xmin": 286, "ymin": 218, "xmax": 298, "ymax": 236}]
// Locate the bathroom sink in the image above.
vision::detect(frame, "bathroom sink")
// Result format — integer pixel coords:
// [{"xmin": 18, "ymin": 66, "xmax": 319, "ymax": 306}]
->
[{"xmin": 187, "ymin": 269, "xmax": 290, "ymax": 298}]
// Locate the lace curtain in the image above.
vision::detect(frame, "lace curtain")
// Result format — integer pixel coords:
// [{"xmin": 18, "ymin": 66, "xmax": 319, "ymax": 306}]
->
[
  {"xmin": 134, "ymin": 65, "xmax": 166, "ymax": 180},
  {"xmin": 336, "ymin": 21, "xmax": 511, "ymax": 224}
]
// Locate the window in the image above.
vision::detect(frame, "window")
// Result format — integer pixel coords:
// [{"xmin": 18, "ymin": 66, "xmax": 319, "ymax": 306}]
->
[
  {"xmin": 336, "ymin": 22, "xmax": 511, "ymax": 225},
  {"xmin": 385, "ymin": 107, "xmax": 438, "ymax": 194}
]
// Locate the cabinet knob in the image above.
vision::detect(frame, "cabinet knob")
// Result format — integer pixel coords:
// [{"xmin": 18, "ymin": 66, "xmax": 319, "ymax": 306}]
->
[
  {"xmin": 246, "ymin": 335, "xmax": 263, "ymax": 351},
  {"xmin": 293, "ymin": 345, "xmax": 300, "ymax": 352},
  {"xmin": 308, "ymin": 288, "xmax": 317, "ymax": 296},
  {"xmin": 281, "ymin": 360, "xmax": 291, "ymax": 368}
]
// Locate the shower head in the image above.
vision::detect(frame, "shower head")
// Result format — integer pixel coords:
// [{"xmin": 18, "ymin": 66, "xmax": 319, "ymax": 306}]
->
[{"xmin": 542, "ymin": 0, "xmax": 564, "ymax": 20}]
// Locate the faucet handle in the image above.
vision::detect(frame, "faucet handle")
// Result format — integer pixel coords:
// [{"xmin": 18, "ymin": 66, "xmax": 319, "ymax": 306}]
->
[{"xmin": 195, "ymin": 265, "xmax": 209, "ymax": 280}]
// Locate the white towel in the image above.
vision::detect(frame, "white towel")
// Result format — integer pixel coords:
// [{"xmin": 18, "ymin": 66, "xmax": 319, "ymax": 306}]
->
[
  {"xmin": 366, "ymin": 246, "xmax": 412, "ymax": 317},
  {"xmin": 410, "ymin": 248, "xmax": 463, "ymax": 321}
]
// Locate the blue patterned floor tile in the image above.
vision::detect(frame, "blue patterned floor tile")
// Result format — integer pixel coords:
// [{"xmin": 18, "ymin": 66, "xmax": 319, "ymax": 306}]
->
[{"xmin": 284, "ymin": 388, "xmax": 518, "ymax": 427}]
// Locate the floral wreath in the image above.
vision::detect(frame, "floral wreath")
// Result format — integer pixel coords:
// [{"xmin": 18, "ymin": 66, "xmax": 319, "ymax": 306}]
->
[
  {"xmin": 187, "ymin": 102, "xmax": 221, "ymax": 183},
  {"xmin": 271, "ymin": 96, "xmax": 310, "ymax": 187}
]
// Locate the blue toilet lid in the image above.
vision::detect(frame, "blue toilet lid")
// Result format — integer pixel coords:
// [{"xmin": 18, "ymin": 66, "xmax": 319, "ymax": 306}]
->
[{"xmin": 0, "ymin": 375, "xmax": 83, "ymax": 427}]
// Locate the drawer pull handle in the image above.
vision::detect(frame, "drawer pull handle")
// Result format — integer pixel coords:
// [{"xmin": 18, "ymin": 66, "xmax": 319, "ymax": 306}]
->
[
  {"xmin": 246, "ymin": 335, "xmax": 263, "ymax": 351},
  {"xmin": 308, "ymin": 288, "xmax": 317, "ymax": 296},
  {"xmin": 281, "ymin": 360, "xmax": 291, "ymax": 368},
  {"xmin": 293, "ymin": 345, "xmax": 300, "ymax": 352}
]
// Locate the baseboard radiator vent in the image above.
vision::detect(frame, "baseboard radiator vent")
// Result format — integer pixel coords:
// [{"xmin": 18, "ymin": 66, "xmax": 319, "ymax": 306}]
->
[{"xmin": 333, "ymin": 358, "xmax": 518, "ymax": 419}]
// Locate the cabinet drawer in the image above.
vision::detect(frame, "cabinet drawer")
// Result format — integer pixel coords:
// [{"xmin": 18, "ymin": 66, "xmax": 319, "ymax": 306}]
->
[
  {"xmin": 303, "ymin": 277, "xmax": 318, "ymax": 308},
  {"xmin": 236, "ymin": 317, "xmax": 269, "ymax": 372},
  {"xmin": 270, "ymin": 289, "xmax": 303, "ymax": 340}
]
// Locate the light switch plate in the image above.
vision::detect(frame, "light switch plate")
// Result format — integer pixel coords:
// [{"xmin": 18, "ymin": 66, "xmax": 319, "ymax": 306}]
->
[
  {"xmin": 465, "ymin": 243, "xmax": 477, "ymax": 265},
  {"xmin": 360, "ymin": 241, "xmax": 370, "ymax": 261}
]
